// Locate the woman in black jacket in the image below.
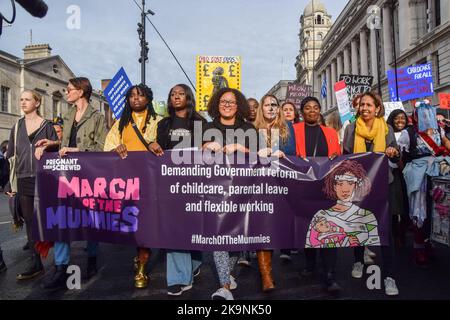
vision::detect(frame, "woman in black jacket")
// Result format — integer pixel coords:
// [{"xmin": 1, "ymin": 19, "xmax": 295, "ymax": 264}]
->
[{"xmin": 153, "ymin": 84, "xmax": 205, "ymax": 296}]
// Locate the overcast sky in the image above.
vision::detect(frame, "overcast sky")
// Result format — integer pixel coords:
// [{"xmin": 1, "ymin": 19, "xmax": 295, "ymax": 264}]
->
[{"xmin": 1, "ymin": 0, "xmax": 348, "ymax": 102}]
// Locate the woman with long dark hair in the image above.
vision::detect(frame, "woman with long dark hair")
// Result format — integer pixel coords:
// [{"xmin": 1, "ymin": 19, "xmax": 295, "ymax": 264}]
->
[
  {"xmin": 342, "ymin": 91, "xmax": 400, "ymax": 296},
  {"xmin": 104, "ymin": 84, "xmax": 162, "ymax": 289},
  {"xmin": 152, "ymin": 84, "xmax": 205, "ymax": 296}
]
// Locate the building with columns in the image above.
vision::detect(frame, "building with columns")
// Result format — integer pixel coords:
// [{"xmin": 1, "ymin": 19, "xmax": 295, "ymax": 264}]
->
[
  {"xmin": 313, "ymin": 0, "xmax": 450, "ymax": 114},
  {"xmin": 0, "ymin": 44, "xmax": 109, "ymax": 143},
  {"xmin": 295, "ymin": 0, "xmax": 333, "ymax": 91}
]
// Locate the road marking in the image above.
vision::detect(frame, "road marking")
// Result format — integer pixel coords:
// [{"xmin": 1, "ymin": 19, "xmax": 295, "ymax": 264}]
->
[{"xmin": 0, "ymin": 221, "xmax": 11, "ymax": 225}]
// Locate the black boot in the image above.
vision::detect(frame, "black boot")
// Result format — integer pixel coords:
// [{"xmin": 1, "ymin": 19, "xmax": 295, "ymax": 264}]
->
[
  {"xmin": 325, "ymin": 271, "xmax": 341, "ymax": 293},
  {"xmin": 85, "ymin": 256, "xmax": 97, "ymax": 280},
  {"xmin": 0, "ymin": 250, "xmax": 6, "ymax": 274},
  {"xmin": 16, "ymin": 253, "xmax": 44, "ymax": 280},
  {"xmin": 41, "ymin": 265, "xmax": 69, "ymax": 291},
  {"xmin": 22, "ymin": 242, "xmax": 30, "ymax": 251}
]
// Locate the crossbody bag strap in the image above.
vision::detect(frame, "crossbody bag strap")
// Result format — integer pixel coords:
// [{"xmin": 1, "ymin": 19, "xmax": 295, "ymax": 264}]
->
[{"xmin": 130, "ymin": 117, "xmax": 151, "ymax": 151}]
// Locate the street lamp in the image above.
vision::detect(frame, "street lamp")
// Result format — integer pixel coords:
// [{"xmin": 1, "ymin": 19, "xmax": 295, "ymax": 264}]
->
[{"xmin": 137, "ymin": 0, "xmax": 155, "ymax": 85}]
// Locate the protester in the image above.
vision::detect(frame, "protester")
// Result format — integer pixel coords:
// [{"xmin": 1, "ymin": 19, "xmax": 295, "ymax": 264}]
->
[
  {"xmin": 52, "ymin": 116, "xmax": 64, "ymax": 141},
  {"xmin": 104, "ymin": 83, "xmax": 162, "ymax": 289},
  {"xmin": 342, "ymin": 91, "xmax": 400, "ymax": 296},
  {"xmin": 246, "ymin": 98, "xmax": 259, "ymax": 123},
  {"xmin": 402, "ymin": 100, "xmax": 450, "ymax": 268},
  {"xmin": 282, "ymin": 102, "xmax": 300, "ymax": 124},
  {"xmin": 39, "ymin": 77, "xmax": 106, "ymax": 290},
  {"xmin": 293, "ymin": 96, "xmax": 341, "ymax": 293},
  {"xmin": 203, "ymin": 87, "xmax": 257, "ymax": 300},
  {"xmin": 386, "ymin": 109, "xmax": 410, "ymax": 248},
  {"xmin": 436, "ymin": 111, "xmax": 450, "ymax": 140},
  {"xmin": 253, "ymin": 94, "xmax": 296, "ymax": 292},
  {"xmin": 5, "ymin": 90, "xmax": 57, "ymax": 281},
  {"xmin": 153, "ymin": 84, "xmax": 205, "ymax": 295}
]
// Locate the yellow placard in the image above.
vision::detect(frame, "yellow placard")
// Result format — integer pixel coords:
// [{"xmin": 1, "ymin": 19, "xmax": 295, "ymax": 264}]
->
[{"xmin": 196, "ymin": 55, "xmax": 241, "ymax": 112}]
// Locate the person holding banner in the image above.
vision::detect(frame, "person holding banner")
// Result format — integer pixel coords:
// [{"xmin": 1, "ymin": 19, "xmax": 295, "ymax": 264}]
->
[
  {"xmin": 40, "ymin": 77, "xmax": 106, "ymax": 290},
  {"xmin": 5, "ymin": 90, "xmax": 58, "ymax": 281},
  {"xmin": 342, "ymin": 92, "xmax": 400, "ymax": 296},
  {"xmin": 203, "ymin": 87, "xmax": 257, "ymax": 300},
  {"xmin": 293, "ymin": 96, "xmax": 342, "ymax": 293},
  {"xmin": 402, "ymin": 101, "xmax": 450, "ymax": 268},
  {"xmin": 254, "ymin": 94, "xmax": 296, "ymax": 292},
  {"xmin": 153, "ymin": 84, "xmax": 205, "ymax": 296},
  {"xmin": 104, "ymin": 84, "xmax": 162, "ymax": 289},
  {"xmin": 282, "ymin": 102, "xmax": 301, "ymax": 124}
]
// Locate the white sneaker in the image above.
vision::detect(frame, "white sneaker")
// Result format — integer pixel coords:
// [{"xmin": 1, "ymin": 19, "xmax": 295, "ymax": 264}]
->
[
  {"xmin": 237, "ymin": 257, "xmax": 250, "ymax": 267},
  {"xmin": 365, "ymin": 247, "xmax": 376, "ymax": 258},
  {"xmin": 230, "ymin": 275, "xmax": 237, "ymax": 290},
  {"xmin": 211, "ymin": 287, "xmax": 234, "ymax": 300},
  {"xmin": 351, "ymin": 262, "xmax": 364, "ymax": 278},
  {"xmin": 279, "ymin": 254, "xmax": 292, "ymax": 261},
  {"xmin": 384, "ymin": 277, "xmax": 399, "ymax": 296},
  {"xmin": 364, "ymin": 249, "xmax": 375, "ymax": 265}
]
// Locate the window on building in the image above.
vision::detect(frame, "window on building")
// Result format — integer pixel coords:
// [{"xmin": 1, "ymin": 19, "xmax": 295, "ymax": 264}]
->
[
  {"xmin": 315, "ymin": 15, "xmax": 322, "ymax": 25},
  {"xmin": 393, "ymin": 2, "xmax": 400, "ymax": 57},
  {"xmin": 1, "ymin": 86, "xmax": 10, "ymax": 112},
  {"xmin": 52, "ymin": 98, "xmax": 59, "ymax": 119},
  {"xmin": 435, "ymin": 53, "xmax": 441, "ymax": 86},
  {"xmin": 435, "ymin": 0, "xmax": 441, "ymax": 26}
]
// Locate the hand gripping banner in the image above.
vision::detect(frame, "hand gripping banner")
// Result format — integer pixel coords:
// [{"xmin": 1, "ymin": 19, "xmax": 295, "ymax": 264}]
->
[{"xmin": 34, "ymin": 151, "xmax": 389, "ymax": 251}]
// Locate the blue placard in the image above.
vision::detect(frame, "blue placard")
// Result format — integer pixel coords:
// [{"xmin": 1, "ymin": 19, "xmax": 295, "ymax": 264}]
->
[
  {"xmin": 104, "ymin": 67, "xmax": 133, "ymax": 119},
  {"xmin": 387, "ymin": 63, "xmax": 434, "ymax": 102}
]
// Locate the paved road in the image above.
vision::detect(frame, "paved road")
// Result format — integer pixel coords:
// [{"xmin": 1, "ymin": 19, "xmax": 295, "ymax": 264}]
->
[{"xmin": 1, "ymin": 193, "xmax": 450, "ymax": 300}]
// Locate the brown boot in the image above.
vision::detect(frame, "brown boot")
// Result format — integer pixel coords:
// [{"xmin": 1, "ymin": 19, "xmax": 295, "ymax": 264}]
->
[{"xmin": 257, "ymin": 250, "xmax": 275, "ymax": 292}]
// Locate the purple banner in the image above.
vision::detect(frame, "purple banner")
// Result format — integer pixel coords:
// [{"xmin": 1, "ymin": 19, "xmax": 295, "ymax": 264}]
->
[{"xmin": 34, "ymin": 151, "xmax": 389, "ymax": 250}]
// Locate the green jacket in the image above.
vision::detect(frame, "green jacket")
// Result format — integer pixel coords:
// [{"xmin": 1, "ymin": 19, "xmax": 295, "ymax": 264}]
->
[{"xmin": 61, "ymin": 104, "xmax": 106, "ymax": 152}]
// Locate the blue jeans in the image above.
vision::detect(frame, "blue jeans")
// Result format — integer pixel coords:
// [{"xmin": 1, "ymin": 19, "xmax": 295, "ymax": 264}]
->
[
  {"xmin": 54, "ymin": 241, "xmax": 99, "ymax": 266},
  {"xmin": 166, "ymin": 250, "xmax": 202, "ymax": 286}
]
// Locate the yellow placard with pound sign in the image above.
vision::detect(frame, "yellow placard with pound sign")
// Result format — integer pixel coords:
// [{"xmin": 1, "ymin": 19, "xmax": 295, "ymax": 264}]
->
[{"xmin": 196, "ymin": 55, "xmax": 241, "ymax": 112}]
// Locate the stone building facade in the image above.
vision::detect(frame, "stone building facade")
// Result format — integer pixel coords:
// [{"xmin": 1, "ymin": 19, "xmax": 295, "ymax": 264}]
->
[
  {"xmin": 313, "ymin": 0, "xmax": 450, "ymax": 113},
  {"xmin": 0, "ymin": 44, "xmax": 108, "ymax": 143}
]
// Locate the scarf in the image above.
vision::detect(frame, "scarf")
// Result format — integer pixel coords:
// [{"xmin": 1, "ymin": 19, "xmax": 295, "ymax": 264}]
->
[
  {"xmin": 418, "ymin": 130, "xmax": 450, "ymax": 157},
  {"xmin": 354, "ymin": 117, "xmax": 388, "ymax": 153}
]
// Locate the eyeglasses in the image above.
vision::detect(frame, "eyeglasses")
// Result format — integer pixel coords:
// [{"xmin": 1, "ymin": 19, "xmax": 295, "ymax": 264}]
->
[{"xmin": 219, "ymin": 100, "xmax": 237, "ymax": 106}]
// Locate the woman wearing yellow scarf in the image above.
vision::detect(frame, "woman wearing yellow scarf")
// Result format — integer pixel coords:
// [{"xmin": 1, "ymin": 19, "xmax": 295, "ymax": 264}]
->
[{"xmin": 342, "ymin": 91, "xmax": 400, "ymax": 296}]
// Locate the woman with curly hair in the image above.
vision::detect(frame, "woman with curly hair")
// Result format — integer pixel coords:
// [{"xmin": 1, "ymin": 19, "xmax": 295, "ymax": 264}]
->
[{"xmin": 202, "ymin": 87, "xmax": 257, "ymax": 300}]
